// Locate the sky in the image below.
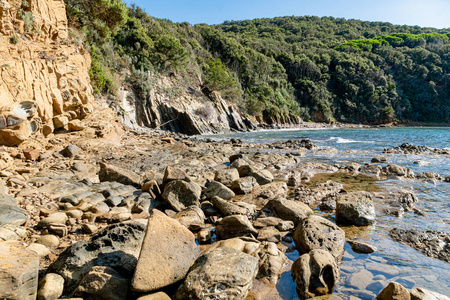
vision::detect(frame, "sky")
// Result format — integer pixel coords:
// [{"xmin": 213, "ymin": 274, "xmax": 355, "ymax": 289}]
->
[{"xmin": 122, "ymin": 0, "xmax": 450, "ymax": 29}]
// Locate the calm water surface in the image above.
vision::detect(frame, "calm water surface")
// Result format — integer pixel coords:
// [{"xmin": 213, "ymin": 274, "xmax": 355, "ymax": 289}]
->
[{"xmin": 202, "ymin": 127, "xmax": 450, "ymax": 299}]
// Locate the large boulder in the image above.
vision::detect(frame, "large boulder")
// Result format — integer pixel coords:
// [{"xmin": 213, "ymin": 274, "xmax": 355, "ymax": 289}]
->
[
  {"xmin": 293, "ymin": 215, "xmax": 345, "ymax": 262},
  {"xmin": 291, "ymin": 249, "xmax": 339, "ymax": 299},
  {"xmin": 265, "ymin": 199, "xmax": 313, "ymax": 226},
  {"xmin": 175, "ymin": 247, "xmax": 259, "ymax": 300},
  {"xmin": 49, "ymin": 222, "xmax": 146, "ymax": 294},
  {"xmin": 131, "ymin": 210, "xmax": 199, "ymax": 292},
  {"xmin": 215, "ymin": 215, "xmax": 258, "ymax": 240},
  {"xmin": 336, "ymin": 191, "xmax": 376, "ymax": 226},
  {"xmin": 98, "ymin": 163, "xmax": 142, "ymax": 187},
  {"xmin": 0, "ymin": 241, "xmax": 39, "ymax": 300},
  {"xmin": 162, "ymin": 180, "xmax": 201, "ymax": 212},
  {"xmin": 204, "ymin": 181, "xmax": 235, "ymax": 200}
]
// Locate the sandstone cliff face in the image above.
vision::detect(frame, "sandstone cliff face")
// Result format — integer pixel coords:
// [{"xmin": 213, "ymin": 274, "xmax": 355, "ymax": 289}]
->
[
  {"xmin": 0, "ymin": 0, "xmax": 93, "ymax": 146},
  {"xmin": 118, "ymin": 76, "xmax": 256, "ymax": 135}
]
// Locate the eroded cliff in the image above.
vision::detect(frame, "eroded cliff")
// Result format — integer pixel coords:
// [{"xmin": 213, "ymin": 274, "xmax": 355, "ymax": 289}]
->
[{"xmin": 0, "ymin": 0, "xmax": 93, "ymax": 146}]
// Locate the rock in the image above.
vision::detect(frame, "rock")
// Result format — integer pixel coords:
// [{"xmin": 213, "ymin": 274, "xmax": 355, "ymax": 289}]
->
[
  {"xmin": 348, "ymin": 240, "xmax": 377, "ymax": 253},
  {"xmin": 27, "ymin": 243, "xmax": 50, "ymax": 257},
  {"xmin": 136, "ymin": 292, "xmax": 171, "ymax": 300},
  {"xmin": 68, "ymin": 120, "xmax": 85, "ymax": 132},
  {"xmin": 131, "ymin": 210, "xmax": 199, "ymax": 292},
  {"xmin": 38, "ymin": 212, "xmax": 68, "ymax": 228},
  {"xmin": 254, "ymin": 241, "xmax": 288, "ymax": 285},
  {"xmin": 383, "ymin": 164, "xmax": 410, "ymax": 177},
  {"xmin": 253, "ymin": 216, "xmax": 284, "ymax": 228},
  {"xmin": 291, "ymin": 249, "xmax": 339, "ymax": 299},
  {"xmin": 74, "ymin": 266, "xmax": 128, "ymax": 300},
  {"xmin": 82, "ymin": 224, "xmax": 98, "ymax": 234},
  {"xmin": 360, "ymin": 164, "xmax": 382, "ymax": 177},
  {"xmin": 293, "ymin": 215, "xmax": 345, "ymax": 262},
  {"xmin": 23, "ymin": 148, "xmax": 40, "ymax": 161},
  {"xmin": 277, "ymin": 220, "xmax": 294, "ymax": 231},
  {"xmin": 49, "ymin": 222, "xmax": 146, "ymax": 294},
  {"xmin": 62, "ymin": 145, "xmax": 80, "ymax": 158},
  {"xmin": 253, "ymin": 182, "xmax": 288, "ymax": 200},
  {"xmin": 197, "ymin": 228, "xmax": 213, "ymax": 244},
  {"xmin": 265, "ymin": 199, "xmax": 313, "ymax": 226},
  {"xmin": 214, "ymin": 169, "xmax": 239, "ymax": 187},
  {"xmin": 163, "ymin": 166, "xmax": 190, "ymax": 186},
  {"xmin": 37, "ymin": 273, "xmax": 64, "ymax": 300},
  {"xmin": 36, "ymin": 235, "xmax": 60, "ymax": 248},
  {"xmin": 48, "ymin": 224, "xmax": 68, "ymax": 237},
  {"xmin": 162, "ymin": 180, "xmax": 201, "ymax": 212},
  {"xmin": 414, "ymin": 160, "xmax": 431, "ymax": 166},
  {"xmin": 389, "ymin": 228, "xmax": 449, "ymax": 263},
  {"xmin": 98, "ymin": 162, "xmax": 142, "ymax": 187},
  {"xmin": 376, "ymin": 282, "xmax": 410, "ymax": 300},
  {"xmin": 231, "ymin": 176, "xmax": 258, "ymax": 194},
  {"xmin": 336, "ymin": 192, "xmax": 376, "ymax": 226},
  {"xmin": 410, "ymin": 288, "xmax": 450, "ymax": 300},
  {"xmin": 0, "ymin": 204, "xmax": 29, "ymax": 226},
  {"xmin": 211, "ymin": 196, "xmax": 255, "ymax": 216},
  {"xmin": 0, "ymin": 241, "xmax": 39, "ymax": 300},
  {"xmin": 365, "ymin": 262, "xmax": 400, "ymax": 277},
  {"xmin": 209, "ymin": 237, "xmax": 261, "ymax": 254},
  {"xmin": 0, "ymin": 152, "xmax": 13, "ymax": 169},
  {"xmin": 347, "ymin": 269, "xmax": 374, "ymax": 290},
  {"xmin": 53, "ymin": 115, "xmax": 69, "ymax": 129},
  {"xmin": 372, "ymin": 155, "xmax": 388, "ymax": 163},
  {"xmin": 257, "ymin": 226, "xmax": 281, "ymax": 243},
  {"xmin": 175, "ymin": 247, "xmax": 259, "ymax": 300},
  {"xmin": 172, "ymin": 205, "xmax": 205, "ymax": 227},
  {"xmin": 204, "ymin": 181, "xmax": 235, "ymax": 200},
  {"xmin": 0, "ymin": 193, "xmax": 15, "ymax": 205},
  {"xmin": 141, "ymin": 180, "xmax": 161, "ymax": 199},
  {"xmin": 215, "ymin": 215, "xmax": 258, "ymax": 240}
]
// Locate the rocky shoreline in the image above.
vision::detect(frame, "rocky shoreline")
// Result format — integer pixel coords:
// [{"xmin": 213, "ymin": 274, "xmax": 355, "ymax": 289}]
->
[{"xmin": 0, "ymin": 104, "xmax": 449, "ymax": 300}]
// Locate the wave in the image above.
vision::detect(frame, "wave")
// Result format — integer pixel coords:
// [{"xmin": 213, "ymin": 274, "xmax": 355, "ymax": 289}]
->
[{"xmin": 327, "ymin": 137, "xmax": 374, "ymax": 144}]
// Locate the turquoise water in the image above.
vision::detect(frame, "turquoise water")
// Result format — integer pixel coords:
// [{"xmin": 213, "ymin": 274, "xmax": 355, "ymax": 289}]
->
[{"xmin": 202, "ymin": 127, "xmax": 450, "ymax": 298}]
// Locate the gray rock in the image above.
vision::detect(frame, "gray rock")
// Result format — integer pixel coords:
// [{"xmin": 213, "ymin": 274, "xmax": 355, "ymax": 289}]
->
[
  {"xmin": 231, "ymin": 176, "xmax": 258, "ymax": 194},
  {"xmin": 162, "ymin": 180, "xmax": 201, "ymax": 212},
  {"xmin": 348, "ymin": 240, "xmax": 377, "ymax": 253},
  {"xmin": 291, "ymin": 249, "xmax": 339, "ymax": 299},
  {"xmin": 62, "ymin": 145, "xmax": 80, "ymax": 158},
  {"xmin": 215, "ymin": 215, "xmax": 258, "ymax": 240},
  {"xmin": 37, "ymin": 273, "xmax": 64, "ymax": 300},
  {"xmin": 49, "ymin": 222, "xmax": 146, "ymax": 294},
  {"xmin": 372, "ymin": 155, "xmax": 388, "ymax": 163},
  {"xmin": 175, "ymin": 247, "xmax": 259, "ymax": 300},
  {"xmin": 214, "ymin": 169, "xmax": 239, "ymax": 188},
  {"xmin": 265, "ymin": 199, "xmax": 313, "ymax": 226},
  {"xmin": 294, "ymin": 215, "xmax": 345, "ymax": 262},
  {"xmin": 74, "ymin": 266, "xmax": 128, "ymax": 300},
  {"xmin": 347, "ymin": 269, "xmax": 373, "ymax": 290},
  {"xmin": 98, "ymin": 162, "xmax": 142, "ymax": 187},
  {"xmin": 131, "ymin": 210, "xmax": 199, "ymax": 292},
  {"xmin": 0, "ymin": 204, "xmax": 29, "ymax": 226},
  {"xmin": 336, "ymin": 192, "xmax": 376, "ymax": 226},
  {"xmin": 211, "ymin": 196, "xmax": 254, "ymax": 216},
  {"xmin": 0, "ymin": 241, "xmax": 39, "ymax": 300},
  {"xmin": 0, "ymin": 193, "xmax": 16, "ymax": 205},
  {"xmin": 204, "ymin": 181, "xmax": 235, "ymax": 200}
]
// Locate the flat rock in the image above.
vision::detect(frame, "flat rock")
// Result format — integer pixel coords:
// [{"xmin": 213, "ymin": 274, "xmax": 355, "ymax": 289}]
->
[
  {"xmin": 347, "ymin": 269, "xmax": 373, "ymax": 290},
  {"xmin": 137, "ymin": 292, "xmax": 171, "ymax": 300},
  {"xmin": 163, "ymin": 166, "xmax": 190, "ymax": 186},
  {"xmin": 98, "ymin": 162, "xmax": 142, "ymax": 187},
  {"xmin": 175, "ymin": 247, "xmax": 259, "ymax": 300},
  {"xmin": 131, "ymin": 209, "xmax": 199, "ymax": 292},
  {"xmin": 212, "ymin": 196, "xmax": 254, "ymax": 216},
  {"xmin": 0, "ymin": 241, "xmax": 39, "ymax": 300},
  {"xmin": 0, "ymin": 204, "xmax": 29, "ymax": 226},
  {"xmin": 265, "ymin": 199, "xmax": 313, "ymax": 226},
  {"xmin": 215, "ymin": 215, "xmax": 258, "ymax": 240},
  {"xmin": 204, "ymin": 181, "xmax": 235, "ymax": 200}
]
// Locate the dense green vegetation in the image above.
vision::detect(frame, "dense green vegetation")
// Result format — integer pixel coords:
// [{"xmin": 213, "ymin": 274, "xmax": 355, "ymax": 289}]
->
[{"xmin": 64, "ymin": 1, "xmax": 450, "ymax": 124}]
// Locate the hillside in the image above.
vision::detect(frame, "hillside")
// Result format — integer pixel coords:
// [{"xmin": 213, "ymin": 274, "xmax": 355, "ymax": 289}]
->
[{"xmin": 68, "ymin": 1, "xmax": 449, "ymax": 129}]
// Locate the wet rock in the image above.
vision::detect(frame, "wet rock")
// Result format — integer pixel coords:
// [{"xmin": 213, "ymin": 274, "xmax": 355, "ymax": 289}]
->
[
  {"xmin": 255, "ymin": 241, "xmax": 288, "ymax": 286},
  {"xmin": 348, "ymin": 240, "xmax": 377, "ymax": 253},
  {"xmin": 131, "ymin": 210, "xmax": 199, "ymax": 292},
  {"xmin": 360, "ymin": 164, "xmax": 382, "ymax": 177},
  {"xmin": 347, "ymin": 269, "xmax": 373, "ymax": 290},
  {"xmin": 383, "ymin": 143, "xmax": 448, "ymax": 155},
  {"xmin": 383, "ymin": 164, "xmax": 413, "ymax": 178},
  {"xmin": 293, "ymin": 215, "xmax": 345, "ymax": 262},
  {"xmin": 162, "ymin": 180, "xmax": 201, "ymax": 212},
  {"xmin": 204, "ymin": 181, "xmax": 235, "ymax": 200},
  {"xmin": 389, "ymin": 191, "xmax": 418, "ymax": 212},
  {"xmin": 37, "ymin": 273, "xmax": 64, "ymax": 300},
  {"xmin": 265, "ymin": 199, "xmax": 313, "ymax": 226},
  {"xmin": 319, "ymin": 194, "xmax": 338, "ymax": 211},
  {"xmin": 253, "ymin": 182, "xmax": 288, "ymax": 200},
  {"xmin": 211, "ymin": 196, "xmax": 255, "ymax": 216},
  {"xmin": 98, "ymin": 162, "xmax": 142, "ymax": 187},
  {"xmin": 365, "ymin": 262, "xmax": 400, "ymax": 277},
  {"xmin": 231, "ymin": 176, "xmax": 258, "ymax": 194},
  {"xmin": 214, "ymin": 169, "xmax": 239, "ymax": 188},
  {"xmin": 215, "ymin": 215, "xmax": 258, "ymax": 240},
  {"xmin": 409, "ymin": 287, "xmax": 450, "ymax": 300},
  {"xmin": 389, "ymin": 228, "xmax": 449, "ymax": 263},
  {"xmin": 62, "ymin": 145, "xmax": 80, "ymax": 158},
  {"xmin": 175, "ymin": 247, "xmax": 259, "ymax": 300},
  {"xmin": 336, "ymin": 191, "xmax": 376, "ymax": 226},
  {"xmin": 376, "ymin": 282, "xmax": 410, "ymax": 300},
  {"xmin": 372, "ymin": 155, "xmax": 388, "ymax": 163},
  {"xmin": 172, "ymin": 205, "xmax": 205, "ymax": 227},
  {"xmin": 197, "ymin": 228, "xmax": 213, "ymax": 244},
  {"xmin": 414, "ymin": 160, "xmax": 431, "ymax": 166},
  {"xmin": 49, "ymin": 222, "xmax": 146, "ymax": 294},
  {"xmin": 0, "ymin": 241, "xmax": 39, "ymax": 300},
  {"xmin": 291, "ymin": 249, "xmax": 339, "ymax": 299},
  {"xmin": 74, "ymin": 266, "xmax": 128, "ymax": 300},
  {"xmin": 0, "ymin": 204, "xmax": 29, "ymax": 226}
]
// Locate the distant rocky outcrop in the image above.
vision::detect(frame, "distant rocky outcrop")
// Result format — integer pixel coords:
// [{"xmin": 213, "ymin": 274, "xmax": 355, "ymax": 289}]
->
[{"xmin": 0, "ymin": 0, "xmax": 93, "ymax": 146}]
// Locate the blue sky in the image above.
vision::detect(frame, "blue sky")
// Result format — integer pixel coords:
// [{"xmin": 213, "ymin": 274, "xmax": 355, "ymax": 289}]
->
[{"xmin": 122, "ymin": 0, "xmax": 450, "ymax": 29}]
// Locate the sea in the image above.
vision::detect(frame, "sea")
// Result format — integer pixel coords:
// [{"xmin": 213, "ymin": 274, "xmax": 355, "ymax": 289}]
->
[{"xmin": 202, "ymin": 127, "xmax": 450, "ymax": 299}]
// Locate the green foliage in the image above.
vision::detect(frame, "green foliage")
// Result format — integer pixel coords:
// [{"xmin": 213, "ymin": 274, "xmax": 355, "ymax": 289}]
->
[
  {"xmin": 10, "ymin": 35, "xmax": 19, "ymax": 44},
  {"xmin": 88, "ymin": 45, "xmax": 118, "ymax": 95},
  {"xmin": 204, "ymin": 58, "xmax": 241, "ymax": 99}
]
